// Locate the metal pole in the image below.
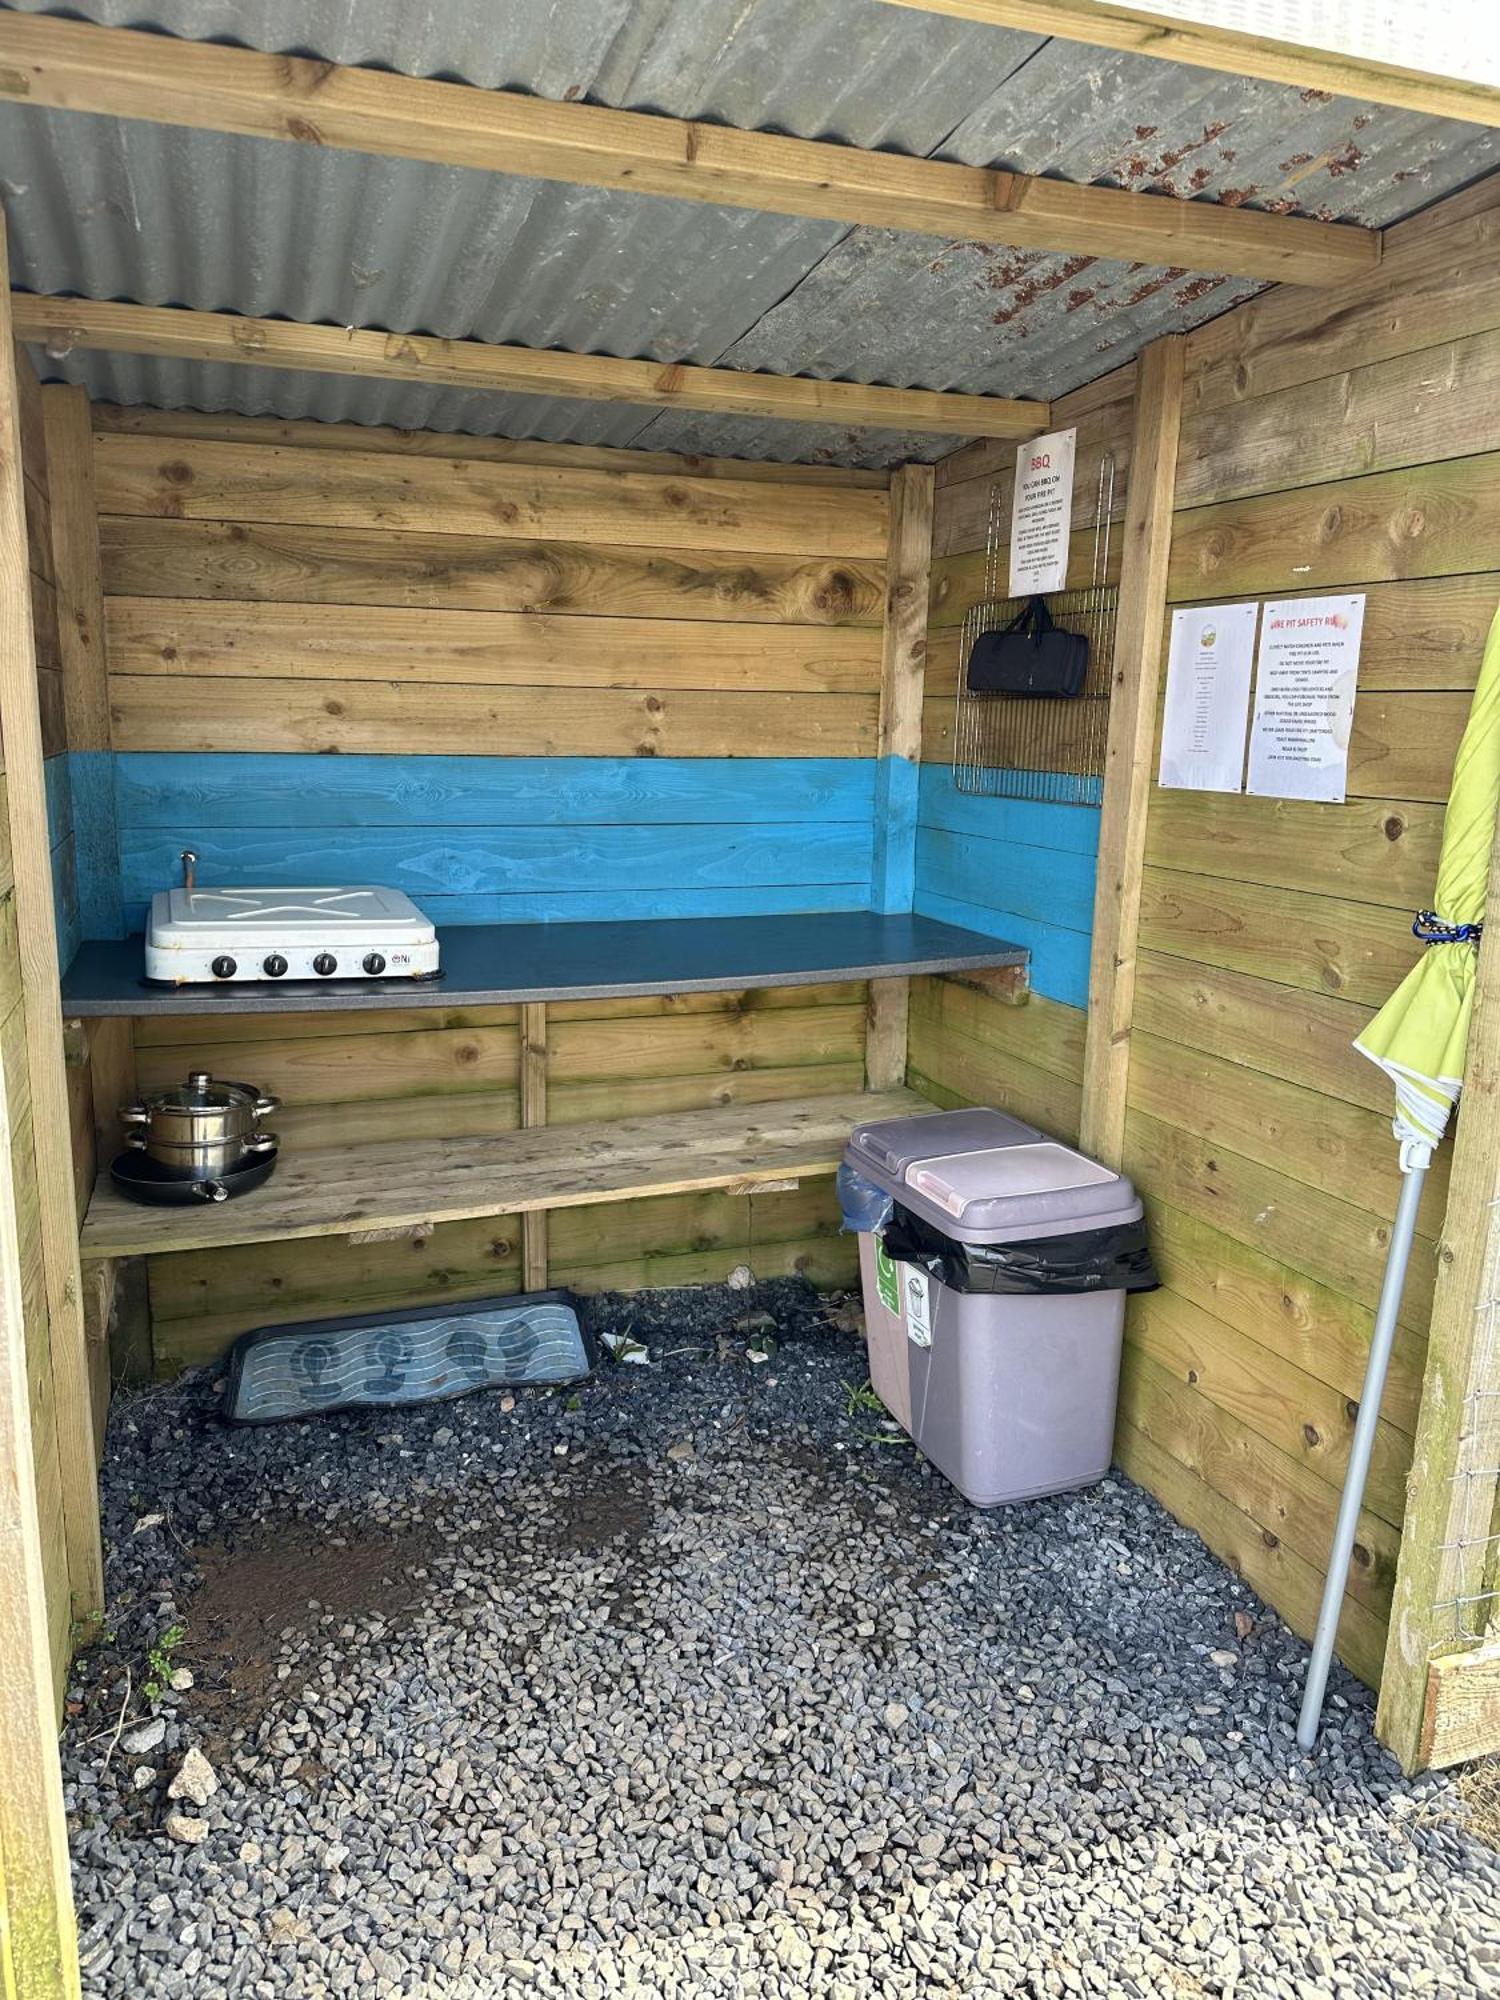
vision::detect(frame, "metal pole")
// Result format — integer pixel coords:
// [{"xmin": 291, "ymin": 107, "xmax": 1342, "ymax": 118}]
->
[{"xmin": 1296, "ymin": 1157, "xmax": 1429, "ymax": 1751}]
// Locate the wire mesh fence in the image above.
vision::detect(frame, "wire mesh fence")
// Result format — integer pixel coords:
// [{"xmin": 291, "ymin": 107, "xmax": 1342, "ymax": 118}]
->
[{"xmin": 1430, "ymin": 1279, "xmax": 1500, "ymax": 1653}]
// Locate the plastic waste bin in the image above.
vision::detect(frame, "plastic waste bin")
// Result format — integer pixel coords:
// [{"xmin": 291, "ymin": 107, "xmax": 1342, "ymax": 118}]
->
[{"xmin": 839, "ymin": 1106, "xmax": 1157, "ymax": 1507}]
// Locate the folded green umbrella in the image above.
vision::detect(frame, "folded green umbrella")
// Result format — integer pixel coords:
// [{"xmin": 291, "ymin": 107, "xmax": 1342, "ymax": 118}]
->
[
  {"xmin": 1299, "ymin": 599, "xmax": 1500, "ymax": 1750},
  {"xmin": 1355, "ymin": 601, "xmax": 1500, "ymax": 1162}
]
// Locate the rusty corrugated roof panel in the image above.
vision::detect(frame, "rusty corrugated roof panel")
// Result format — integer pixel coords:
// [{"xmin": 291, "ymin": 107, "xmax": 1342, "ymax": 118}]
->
[{"xmin": 0, "ymin": 0, "xmax": 1493, "ymax": 466}]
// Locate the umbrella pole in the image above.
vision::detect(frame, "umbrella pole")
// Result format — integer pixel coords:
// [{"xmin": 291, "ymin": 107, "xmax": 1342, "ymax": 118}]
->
[{"xmin": 1296, "ymin": 1155, "xmax": 1429, "ymax": 1751}]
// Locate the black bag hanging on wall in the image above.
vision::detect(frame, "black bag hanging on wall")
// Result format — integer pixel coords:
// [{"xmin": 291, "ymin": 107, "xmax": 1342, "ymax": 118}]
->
[{"xmin": 966, "ymin": 595, "xmax": 1089, "ymax": 698}]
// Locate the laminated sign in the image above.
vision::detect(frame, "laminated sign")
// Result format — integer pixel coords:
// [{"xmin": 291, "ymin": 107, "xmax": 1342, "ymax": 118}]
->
[
  {"xmin": 1008, "ymin": 427, "xmax": 1077, "ymax": 597},
  {"xmin": 1158, "ymin": 602, "xmax": 1259, "ymax": 793},
  {"xmin": 1246, "ymin": 595, "xmax": 1365, "ymax": 803}
]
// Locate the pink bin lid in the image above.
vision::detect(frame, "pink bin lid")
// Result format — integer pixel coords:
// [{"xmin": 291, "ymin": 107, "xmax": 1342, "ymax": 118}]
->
[
  {"xmin": 845, "ymin": 1105, "xmax": 1139, "ymax": 1241},
  {"xmin": 907, "ymin": 1142, "xmax": 1116, "ymax": 1219}
]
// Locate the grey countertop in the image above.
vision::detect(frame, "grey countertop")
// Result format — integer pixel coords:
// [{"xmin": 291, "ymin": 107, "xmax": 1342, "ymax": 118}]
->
[{"xmin": 60, "ymin": 911, "xmax": 1028, "ymax": 1017}]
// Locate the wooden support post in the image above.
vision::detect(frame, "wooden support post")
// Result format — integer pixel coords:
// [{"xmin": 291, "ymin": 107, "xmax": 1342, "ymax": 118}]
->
[
  {"xmin": 871, "ymin": 462, "xmax": 934, "ymax": 914},
  {"xmin": 867, "ymin": 462, "xmax": 934, "ymax": 1096},
  {"xmin": 85, "ymin": 1017, "xmax": 133, "ymax": 1172},
  {"xmin": 865, "ymin": 979, "xmax": 911, "ymax": 1093},
  {"xmin": 41, "ymin": 387, "xmax": 108, "ymax": 758},
  {"xmin": 0, "ymin": 238, "xmax": 103, "ymax": 1628},
  {"xmin": 0, "ymin": 1045, "xmax": 81, "ymax": 1997},
  {"xmin": 1378, "ymin": 800, "xmax": 1500, "ymax": 1771},
  {"xmin": 0, "ymin": 302, "xmax": 82, "ymax": 2000},
  {"xmin": 1077, "ymin": 336, "xmax": 1184, "ymax": 1171},
  {"xmin": 521, "ymin": 1002, "xmax": 548, "ymax": 1292},
  {"xmin": 43, "ymin": 384, "xmax": 119, "ymax": 942}
]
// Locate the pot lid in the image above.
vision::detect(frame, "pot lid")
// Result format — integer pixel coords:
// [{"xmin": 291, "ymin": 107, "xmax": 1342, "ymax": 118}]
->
[{"xmin": 147, "ymin": 1072, "xmax": 260, "ymax": 1112}]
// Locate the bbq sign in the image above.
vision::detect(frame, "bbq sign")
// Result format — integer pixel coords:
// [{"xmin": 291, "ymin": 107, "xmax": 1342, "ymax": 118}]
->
[{"xmin": 1009, "ymin": 426, "xmax": 1077, "ymax": 597}]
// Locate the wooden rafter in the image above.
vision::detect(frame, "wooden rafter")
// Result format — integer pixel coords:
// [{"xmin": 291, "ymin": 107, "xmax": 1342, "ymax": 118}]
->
[
  {"xmin": 0, "ymin": 13, "xmax": 1377, "ymax": 285},
  {"xmin": 10, "ymin": 295, "xmax": 1045, "ymax": 439},
  {"xmin": 879, "ymin": 0, "xmax": 1499, "ymax": 128}
]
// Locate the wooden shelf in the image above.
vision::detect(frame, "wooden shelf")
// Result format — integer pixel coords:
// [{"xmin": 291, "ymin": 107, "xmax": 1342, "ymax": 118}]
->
[
  {"xmin": 59, "ymin": 911, "xmax": 1027, "ymax": 1018},
  {"xmin": 80, "ymin": 1086, "xmax": 929, "ymax": 1259}
]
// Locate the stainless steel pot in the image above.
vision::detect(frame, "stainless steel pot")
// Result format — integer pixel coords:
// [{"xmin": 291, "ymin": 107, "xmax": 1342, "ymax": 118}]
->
[{"xmin": 120, "ymin": 1071, "xmax": 280, "ymax": 1182}]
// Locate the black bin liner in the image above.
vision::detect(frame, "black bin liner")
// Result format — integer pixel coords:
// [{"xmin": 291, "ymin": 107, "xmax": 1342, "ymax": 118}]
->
[{"xmin": 881, "ymin": 1201, "xmax": 1159, "ymax": 1298}]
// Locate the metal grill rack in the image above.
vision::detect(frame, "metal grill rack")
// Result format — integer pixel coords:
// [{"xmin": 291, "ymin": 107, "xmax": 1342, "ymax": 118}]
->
[{"xmin": 952, "ymin": 457, "xmax": 1117, "ymax": 803}]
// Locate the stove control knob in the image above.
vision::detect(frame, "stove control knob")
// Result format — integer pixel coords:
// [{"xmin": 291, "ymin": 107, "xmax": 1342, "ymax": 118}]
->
[
  {"xmin": 362, "ymin": 952, "xmax": 387, "ymax": 976},
  {"xmin": 211, "ymin": 954, "xmax": 237, "ymax": 980},
  {"xmin": 313, "ymin": 953, "xmax": 338, "ymax": 977},
  {"xmin": 262, "ymin": 954, "xmax": 288, "ymax": 978}
]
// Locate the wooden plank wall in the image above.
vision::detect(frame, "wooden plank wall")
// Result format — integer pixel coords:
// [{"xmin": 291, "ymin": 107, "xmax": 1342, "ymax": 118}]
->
[
  {"xmin": 915, "ymin": 369, "xmax": 1133, "ymax": 1005},
  {"xmin": 906, "ymin": 373, "xmax": 1133, "ymax": 1154},
  {"xmin": 82, "ymin": 411, "xmax": 889, "ymax": 1371},
  {"xmin": 92, "ymin": 412, "xmax": 887, "ymax": 924},
  {"xmin": 1115, "ymin": 177, "xmax": 1500, "ymax": 1690},
  {"xmin": 907, "ymin": 175, "xmax": 1500, "ymax": 1697}
]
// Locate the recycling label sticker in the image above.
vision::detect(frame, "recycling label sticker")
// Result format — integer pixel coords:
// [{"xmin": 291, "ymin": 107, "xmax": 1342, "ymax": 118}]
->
[{"xmin": 875, "ymin": 1241, "xmax": 900, "ymax": 1315}]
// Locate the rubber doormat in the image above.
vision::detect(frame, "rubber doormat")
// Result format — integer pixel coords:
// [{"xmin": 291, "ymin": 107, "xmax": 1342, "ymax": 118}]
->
[{"xmin": 222, "ymin": 1290, "xmax": 592, "ymax": 1423}]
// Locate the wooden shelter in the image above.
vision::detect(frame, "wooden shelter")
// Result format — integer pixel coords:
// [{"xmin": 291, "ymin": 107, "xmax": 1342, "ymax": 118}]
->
[{"xmin": 0, "ymin": 3, "xmax": 1498, "ymax": 1986}]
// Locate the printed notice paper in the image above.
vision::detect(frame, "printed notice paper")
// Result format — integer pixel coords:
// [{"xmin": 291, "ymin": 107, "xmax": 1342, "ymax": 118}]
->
[
  {"xmin": 1008, "ymin": 427, "xmax": 1077, "ymax": 596},
  {"xmin": 1246, "ymin": 595, "xmax": 1365, "ymax": 803},
  {"xmin": 1157, "ymin": 602, "xmax": 1259, "ymax": 793}
]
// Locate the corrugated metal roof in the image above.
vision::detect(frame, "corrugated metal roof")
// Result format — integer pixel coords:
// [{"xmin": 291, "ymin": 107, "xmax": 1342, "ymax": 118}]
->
[{"xmin": 0, "ymin": 0, "xmax": 1495, "ymax": 467}]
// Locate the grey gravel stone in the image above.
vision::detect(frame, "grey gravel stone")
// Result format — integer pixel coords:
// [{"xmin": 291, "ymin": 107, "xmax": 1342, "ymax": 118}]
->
[
  {"xmin": 166, "ymin": 1748, "xmax": 217, "ymax": 1808},
  {"xmin": 121, "ymin": 1717, "xmax": 166, "ymax": 1755},
  {"xmin": 60, "ymin": 1279, "xmax": 1500, "ymax": 2000}
]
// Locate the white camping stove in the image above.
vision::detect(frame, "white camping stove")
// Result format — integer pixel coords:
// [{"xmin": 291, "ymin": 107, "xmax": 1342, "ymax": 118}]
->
[{"xmin": 146, "ymin": 853, "xmax": 440, "ymax": 985}]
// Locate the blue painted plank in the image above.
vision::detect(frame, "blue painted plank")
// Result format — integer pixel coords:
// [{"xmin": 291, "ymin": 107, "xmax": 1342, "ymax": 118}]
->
[
  {"xmin": 51, "ymin": 833, "xmax": 82, "ymax": 972},
  {"xmin": 44, "ymin": 752, "xmax": 72, "ymax": 851},
  {"xmin": 914, "ymin": 887, "xmax": 1091, "ymax": 1008},
  {"xmin": 915, "ymin": 828, "xmax": 1096, "ymax": 934},
  {"xmin": 119, "ymin": 882, "xmax": 873, "ymax": 934},
  {"xmin": 70, "ymin": 750, "xmax": 124, "ymax": 940},
  {"xmin": 119, "ymin": 821, "xmax": 872, "ymax": 909},
  {"xmin": 44, "ymin": 756, "xmax": 83, "ymax": 965},
  {"xmin": 918, "ymin": 766, "xmax": 1101, "ymax": 854},
  {"xmin": 116, "ymin": 754, "xmax": 877, "ymax": 831},
  {"xmin": 871, "ymin": 755, "xmax": 917, "ymax": 914}
]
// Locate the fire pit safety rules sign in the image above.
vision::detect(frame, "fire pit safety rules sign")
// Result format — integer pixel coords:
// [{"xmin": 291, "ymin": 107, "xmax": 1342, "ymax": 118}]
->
[
  {"xmin": 1009, "ymin": 427, "xmax": 1077, "ymax": 596},
  {"xmin": 1246, "ymin": 595, "xmax": 1366, "ymax": 803}
]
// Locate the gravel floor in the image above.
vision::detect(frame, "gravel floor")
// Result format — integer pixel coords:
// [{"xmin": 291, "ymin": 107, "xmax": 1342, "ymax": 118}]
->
[{"xmin": 62, "ymin": 1279, "xmax": 1500, "ymax": 2000}]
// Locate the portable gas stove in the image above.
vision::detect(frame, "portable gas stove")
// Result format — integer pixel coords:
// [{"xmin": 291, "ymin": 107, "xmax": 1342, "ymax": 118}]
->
[{"xmin": 146, "ymin": 853, "xmax": 441, "ymax": 986}]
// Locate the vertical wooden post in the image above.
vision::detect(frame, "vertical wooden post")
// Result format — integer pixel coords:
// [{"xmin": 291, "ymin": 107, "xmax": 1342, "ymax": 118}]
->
[
  {"xmin": 40, "ymin": 387, "xmax": 108, "ymax": 761},
  {"xmin": 0, "ymin": 237, "xmax": 103, "ymax": 1627},
  {"xmin": 870, "ymin": 461, "xmax": 934, "ymax": 914},
  {"xmin": 1378, "ymin": 800, "xmax": 1500, "ymax": 1771},
  {"xmin": 867, "ymin": 462, "xmax": 933, "ymax": 1094},
  {"xmin": 1077, "ymin": 336, "xmax": 1184, "ymax": 1170},
  {"xmin": 0, "ymin": 263, "xmax": 82, "ymax": 2000},
  {"xmin": 520, "ymin": 1002, "xmax": 548, "ymax": 1290},
  {"xmin": 0, "ymin": 1031, "xmax": 81, "ymax": 1998},
  {"xmin": 43, "ymin": 384, "xmax": 118, "ymax": 942},
  {"xmin": 864, "ymin": 977, "xmax": 910, "ymax": 1093}
]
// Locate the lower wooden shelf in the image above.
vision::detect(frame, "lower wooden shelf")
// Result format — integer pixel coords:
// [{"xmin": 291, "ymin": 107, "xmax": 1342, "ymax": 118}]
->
[{"xmin": 79, "ymin": 1087, "xmax": 930, "ymax": 1259}]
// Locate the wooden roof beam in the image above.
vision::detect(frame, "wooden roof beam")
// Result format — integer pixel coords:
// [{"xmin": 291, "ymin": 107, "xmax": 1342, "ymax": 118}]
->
[
  {"xmin": 878, "ymin": 1, "xmax": 1499, "ymax": 128},
  {"xmin": 0, "ymin": 13, "xmax": 1378, "ymax": 287},
  {"xmin": 8, "ymin": 294, "xmax": 1048, "ymax": 439}
]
